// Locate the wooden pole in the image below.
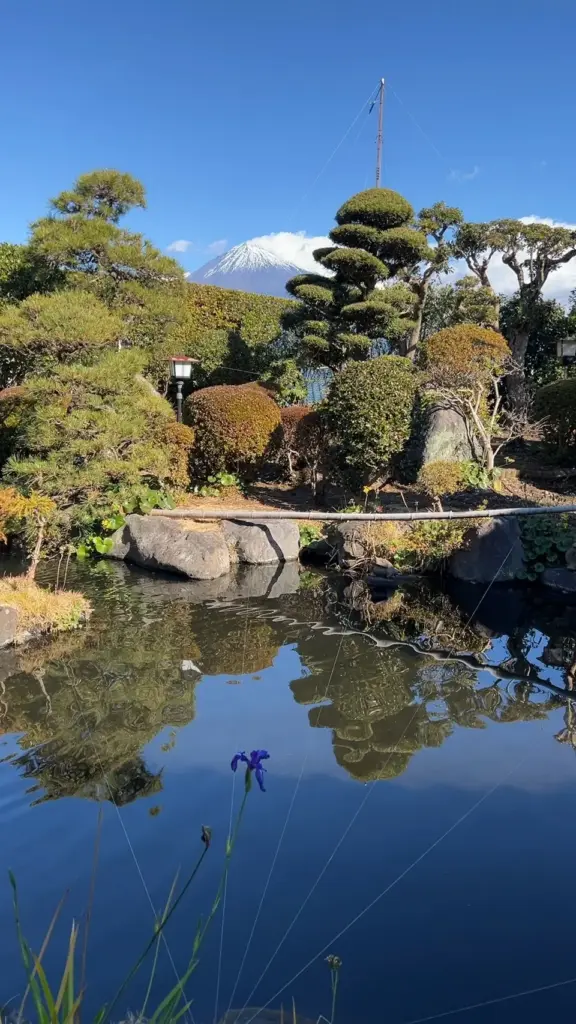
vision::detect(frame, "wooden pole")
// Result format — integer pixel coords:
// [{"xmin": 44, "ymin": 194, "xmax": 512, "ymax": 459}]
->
[{"xmin": 150, "ymin": 504, "xmax": 576, "ymax": 523}]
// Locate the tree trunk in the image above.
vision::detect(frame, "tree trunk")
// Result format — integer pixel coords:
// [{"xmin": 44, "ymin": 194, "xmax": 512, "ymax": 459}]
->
[
  {"xmin": 506, "ymin": 328, "xmax": 530, "ymax": 413},
  {"xmin": 26, "ymin": 520, "xmax": 45, "ymax": 581},
  {"xmin": 406, "ymin": 280, "xmax": 428, "ymax": 361}
]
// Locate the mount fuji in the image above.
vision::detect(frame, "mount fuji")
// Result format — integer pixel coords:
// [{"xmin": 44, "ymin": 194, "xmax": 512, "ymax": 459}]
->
[{"xmin": 189, "ymin": 240, "xmax": 326, "ymax": 298}]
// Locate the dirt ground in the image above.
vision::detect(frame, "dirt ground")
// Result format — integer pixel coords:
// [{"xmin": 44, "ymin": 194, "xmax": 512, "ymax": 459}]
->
[{"xmin": 176, "ymin": 443, "xmax": 576, "ymax": 517}]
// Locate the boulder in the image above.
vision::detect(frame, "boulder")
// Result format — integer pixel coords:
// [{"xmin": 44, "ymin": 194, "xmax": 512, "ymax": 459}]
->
[
  {"xmin": 335, "ymin": 522, "xmax": 371, "ymax": 567},
  {"xmin": 541, "ymin": 568, "xmax": 576, "ymax": 593},
  {"xmin": 421, "ymin": 404, "xmax": 479, "ymax": 466},
  {"xmin": 0, "ymin": 605, "xmax": 19, "ymax": 647},
  {"xmin": 107, "ymin": 515, "xmax": 230, "ymax": 579},
  {"xmin": 222, "ymin": 518, "xmax": 299, "ymax": 563},
  {"xmin": 449, "ymin": 516, "xmax": 525, "ymax": 583}
]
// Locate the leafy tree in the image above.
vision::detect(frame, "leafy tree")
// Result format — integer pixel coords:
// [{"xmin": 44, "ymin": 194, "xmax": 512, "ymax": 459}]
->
[
  {"xmin": 0, "ymin": 290, "xmax": 123, "ymax": 386},
  {"xmin": 501, "ymin": 293, "xmax": 571, "ymax": 390},
  {"xmin": 285, "ymin": 188, "xmax": 424, "ymax": 370},
  {"xmin": 492, "ymin": 219, "xmax": 576, "ymax": 409},
  {"xmin": 29, "ymin": 169, "xmax": 182, "ymax": 301},
  {"xmin": 403, "ymin": 202, "xmax": 463, "ymax": 357},
  {"xmin": 455, "ymin": 219, "xmax": 576, "ymax": 410},
  {"xmin": 421, "ymin": 277, "xmax": 501, "ymax": 339},
  {"xmin": 421, "ymin": 324, "xmax": 518, "ymax": 474},
  {"xmin": 453, "ymin": 222, "xmax": 502, "ymax": 326}
]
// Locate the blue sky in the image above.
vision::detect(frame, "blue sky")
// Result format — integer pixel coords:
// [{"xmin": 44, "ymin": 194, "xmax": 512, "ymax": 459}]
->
[{"xmin": 1, "ymin": 0, "xmax": 575, "ymax": 281}]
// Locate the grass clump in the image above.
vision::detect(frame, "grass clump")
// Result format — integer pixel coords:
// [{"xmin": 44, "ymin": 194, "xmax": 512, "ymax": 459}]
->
[
  {"xmin": 0, "ymin": 576, "xmax": 90, "ymax": 638},
  {"xmin": 364, "ymin": 519, "xmax": 466, "ymax": 572}
]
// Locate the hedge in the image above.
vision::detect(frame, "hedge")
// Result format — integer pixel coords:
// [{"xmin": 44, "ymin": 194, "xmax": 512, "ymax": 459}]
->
[{"xmin": 185, "ymin": 283, "xmax": 294, "ymax": 345}]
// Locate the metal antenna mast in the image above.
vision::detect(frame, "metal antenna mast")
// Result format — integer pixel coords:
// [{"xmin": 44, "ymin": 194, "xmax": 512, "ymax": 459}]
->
[{"xmin": 375, "ymin": 78, "xmax": 385, "ymax": 187}]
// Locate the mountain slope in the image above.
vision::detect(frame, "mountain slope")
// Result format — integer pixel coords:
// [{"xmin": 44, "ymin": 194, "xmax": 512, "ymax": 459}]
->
[{"xmin": 190, "ymin": 241, "xmax": 310, "ymax": 298}]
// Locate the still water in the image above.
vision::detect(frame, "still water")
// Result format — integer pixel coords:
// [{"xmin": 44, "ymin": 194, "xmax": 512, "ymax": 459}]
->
[{"xmin": 2, "ymin": 560, "xmax": 576, "ymax": 1023}]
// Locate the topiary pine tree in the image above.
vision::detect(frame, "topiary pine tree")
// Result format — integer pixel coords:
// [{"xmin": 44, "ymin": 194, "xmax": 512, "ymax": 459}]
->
[{"xmin": 284, "ymin": 188, "xmax": 431, "ymax": 371}]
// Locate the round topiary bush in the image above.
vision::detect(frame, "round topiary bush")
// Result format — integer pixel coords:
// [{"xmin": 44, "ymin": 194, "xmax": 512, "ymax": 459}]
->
[
  {"xmin": 421, "ymin": 324, "xmax": 511, "ymax": 387},
  {"xmin": 335, "ymin": 188, "xmax": 414, "ymax": 231},
  {"xmin": 185, "ymin": 383, "xmax": 281, "ymax": 477},
  {"xmin": 326, "ymin": 355, "xmax": 418, "ymax": 484},
  {"xmin": 534, "ymin": 378, "xmax": 576, "ymax": 454}
]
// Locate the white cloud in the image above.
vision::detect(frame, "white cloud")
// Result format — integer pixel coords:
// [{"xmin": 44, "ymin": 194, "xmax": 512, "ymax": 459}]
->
[
  {"xmin": 247, "ymin": 230, "xmax": 333, "ymax": 273},
  {"xmin": 448, "ymin": 165, "xmax": 480, "ymax": 183},
  {"xmin": 206, "ymin": 239, "xmax": 228, "ymax": 256},
  {"xmin": 166, "ymin": 239, "xmax": 192, "ymax": 253},
  {"xmin": 445, "ymin": 215, "xmax": 576, "ymax": 305}
]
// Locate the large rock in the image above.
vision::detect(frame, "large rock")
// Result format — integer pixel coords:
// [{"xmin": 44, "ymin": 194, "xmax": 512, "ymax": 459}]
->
[
  {"xmin": 0, "ymin": 605, "xmax": 19, "ymax": 647},
  {"xmin": 335, "ymin": 522, "xmax": 371, "ymax": 567},
  {"xmin": 108, "ymin": 515, "xmax": 230, "ymax": 579},
  {"xmin": 449, "ymin": 516, "xmax": 525, "ymax": 583},
  {"xmin": 541, "ymin": 568, "xmax": 576, "ymax": 593},
  {"xmin": 421, "ymin": 404, "xmax": 479, "ymax": 466},
  {"xmin": 222, "ymin": 518, "xmax": 299, "ymax": 563}
]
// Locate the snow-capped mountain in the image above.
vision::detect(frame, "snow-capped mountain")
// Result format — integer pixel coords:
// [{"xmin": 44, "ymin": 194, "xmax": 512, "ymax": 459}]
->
[{"xmin": 189, "ymin": 241, "xmax": 314, "ymax": 298}]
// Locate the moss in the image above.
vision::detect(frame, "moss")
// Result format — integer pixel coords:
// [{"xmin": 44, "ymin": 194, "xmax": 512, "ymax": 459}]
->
[{"xmin": 0, "ymin": 576, "xmax": 90, "ymax": 641}]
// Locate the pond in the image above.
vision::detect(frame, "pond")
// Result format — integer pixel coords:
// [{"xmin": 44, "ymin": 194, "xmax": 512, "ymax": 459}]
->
[{"xmin": 2, "ymin": 560, "xmax": 576, "ymax": 1024}]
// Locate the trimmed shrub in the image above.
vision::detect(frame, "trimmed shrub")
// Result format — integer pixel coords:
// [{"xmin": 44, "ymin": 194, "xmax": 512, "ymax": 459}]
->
[
  {"xmin": 185, "ymin": 382, "xmax": 281, "ymax": 477},
  {"xmin": 280, "ymin": 405, "xmax": 326, "ymax": 488},
  {"xmin": 417, "ymin": 461, "xmax": 466, "ymax": 500},
  {"xmin": 534, "ymin": 378, "xmax": 576, "ymax": 454},
  {"xmin": 421, "ymin": 324, "xmax": 511, "ymax": 387},
  {"xmin": 326, "ymin": 356, "xmax": 418, "ymax": 484}
]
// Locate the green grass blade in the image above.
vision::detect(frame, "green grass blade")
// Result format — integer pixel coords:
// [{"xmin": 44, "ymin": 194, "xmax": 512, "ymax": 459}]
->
[
  {"xmin": 55, "ymin": 921, "xmax": 78, "ymax": 1017},
  {"xmin": 10, "ymin": 872, "xmax": 48, "ymax": 1024},
  {"xmin": 30, "ymin": 955, "xmax": 58, "ymax": 1023}
]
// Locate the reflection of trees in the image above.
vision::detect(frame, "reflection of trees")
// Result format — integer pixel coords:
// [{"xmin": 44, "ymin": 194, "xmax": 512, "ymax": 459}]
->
[{"xmin": 0, "ymin": 563, "xmax": 286, "ymax": 805}]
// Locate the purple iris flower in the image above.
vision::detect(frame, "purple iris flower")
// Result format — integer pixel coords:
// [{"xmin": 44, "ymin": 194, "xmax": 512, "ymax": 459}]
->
[{"xmin": 231, "ymin": 749, "xmax": 270, "ymax": 792}]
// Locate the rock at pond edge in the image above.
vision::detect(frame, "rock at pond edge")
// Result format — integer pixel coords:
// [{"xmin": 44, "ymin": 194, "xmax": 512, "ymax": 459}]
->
[
  {"xmin": 106, "ymin": 515, "xmax": 230, "ymax": 579},
  {"xmin": 222, "ymin": 518, "xmax": 300, "ymax": 563},
  {"xmin": 449, "ymin": 517, "xmax": 525, "ymax": 583},
  {"xmin": 541, "ymin": 567, "xmax": 576, "ymax": 593}
]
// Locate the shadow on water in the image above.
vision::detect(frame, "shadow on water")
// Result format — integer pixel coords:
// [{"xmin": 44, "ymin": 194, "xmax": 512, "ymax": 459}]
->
[{"xmin": 3, "ymin": 558, "xmax": 576, "ymax": 1021}]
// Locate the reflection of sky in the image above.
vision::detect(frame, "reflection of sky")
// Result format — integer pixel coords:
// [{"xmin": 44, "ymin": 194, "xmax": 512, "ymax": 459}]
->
[{"xmin": 155, "ymin": 640, "xmax": 576, "ymax": 794}]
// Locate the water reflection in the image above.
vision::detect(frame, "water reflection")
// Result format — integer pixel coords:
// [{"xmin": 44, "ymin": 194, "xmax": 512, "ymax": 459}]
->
[{"xmin": 1, "ymin": 562, "xmax": 576, "ymax": 805}]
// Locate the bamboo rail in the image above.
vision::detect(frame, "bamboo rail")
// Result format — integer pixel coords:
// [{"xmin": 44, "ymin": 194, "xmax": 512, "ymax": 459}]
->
[{"xmin": 150, "ymin": 503, "xmax": 576, "ymax": 523}]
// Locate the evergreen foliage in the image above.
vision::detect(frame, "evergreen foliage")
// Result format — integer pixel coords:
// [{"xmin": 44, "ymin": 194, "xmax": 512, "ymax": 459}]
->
[
  {"xmin": 0, "ymin": 290, "xmax": 123, "ymax": 384},
  {"xmin": 1, "ymin": 350, "xmax": 192, "ymax": 545},
  {"xmin": 326, "ymin": 355, "xmax": 418, "ymax": 483}
]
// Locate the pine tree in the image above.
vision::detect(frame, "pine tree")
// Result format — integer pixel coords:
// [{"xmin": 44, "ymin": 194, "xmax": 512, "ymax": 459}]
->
[
  {"xmin": 29, "ymin": 169, "xmax": 182, "ymax": 301},
  {"xmin": 285, "ymin": 188, "xmax": 430, "ymax": 371}
]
